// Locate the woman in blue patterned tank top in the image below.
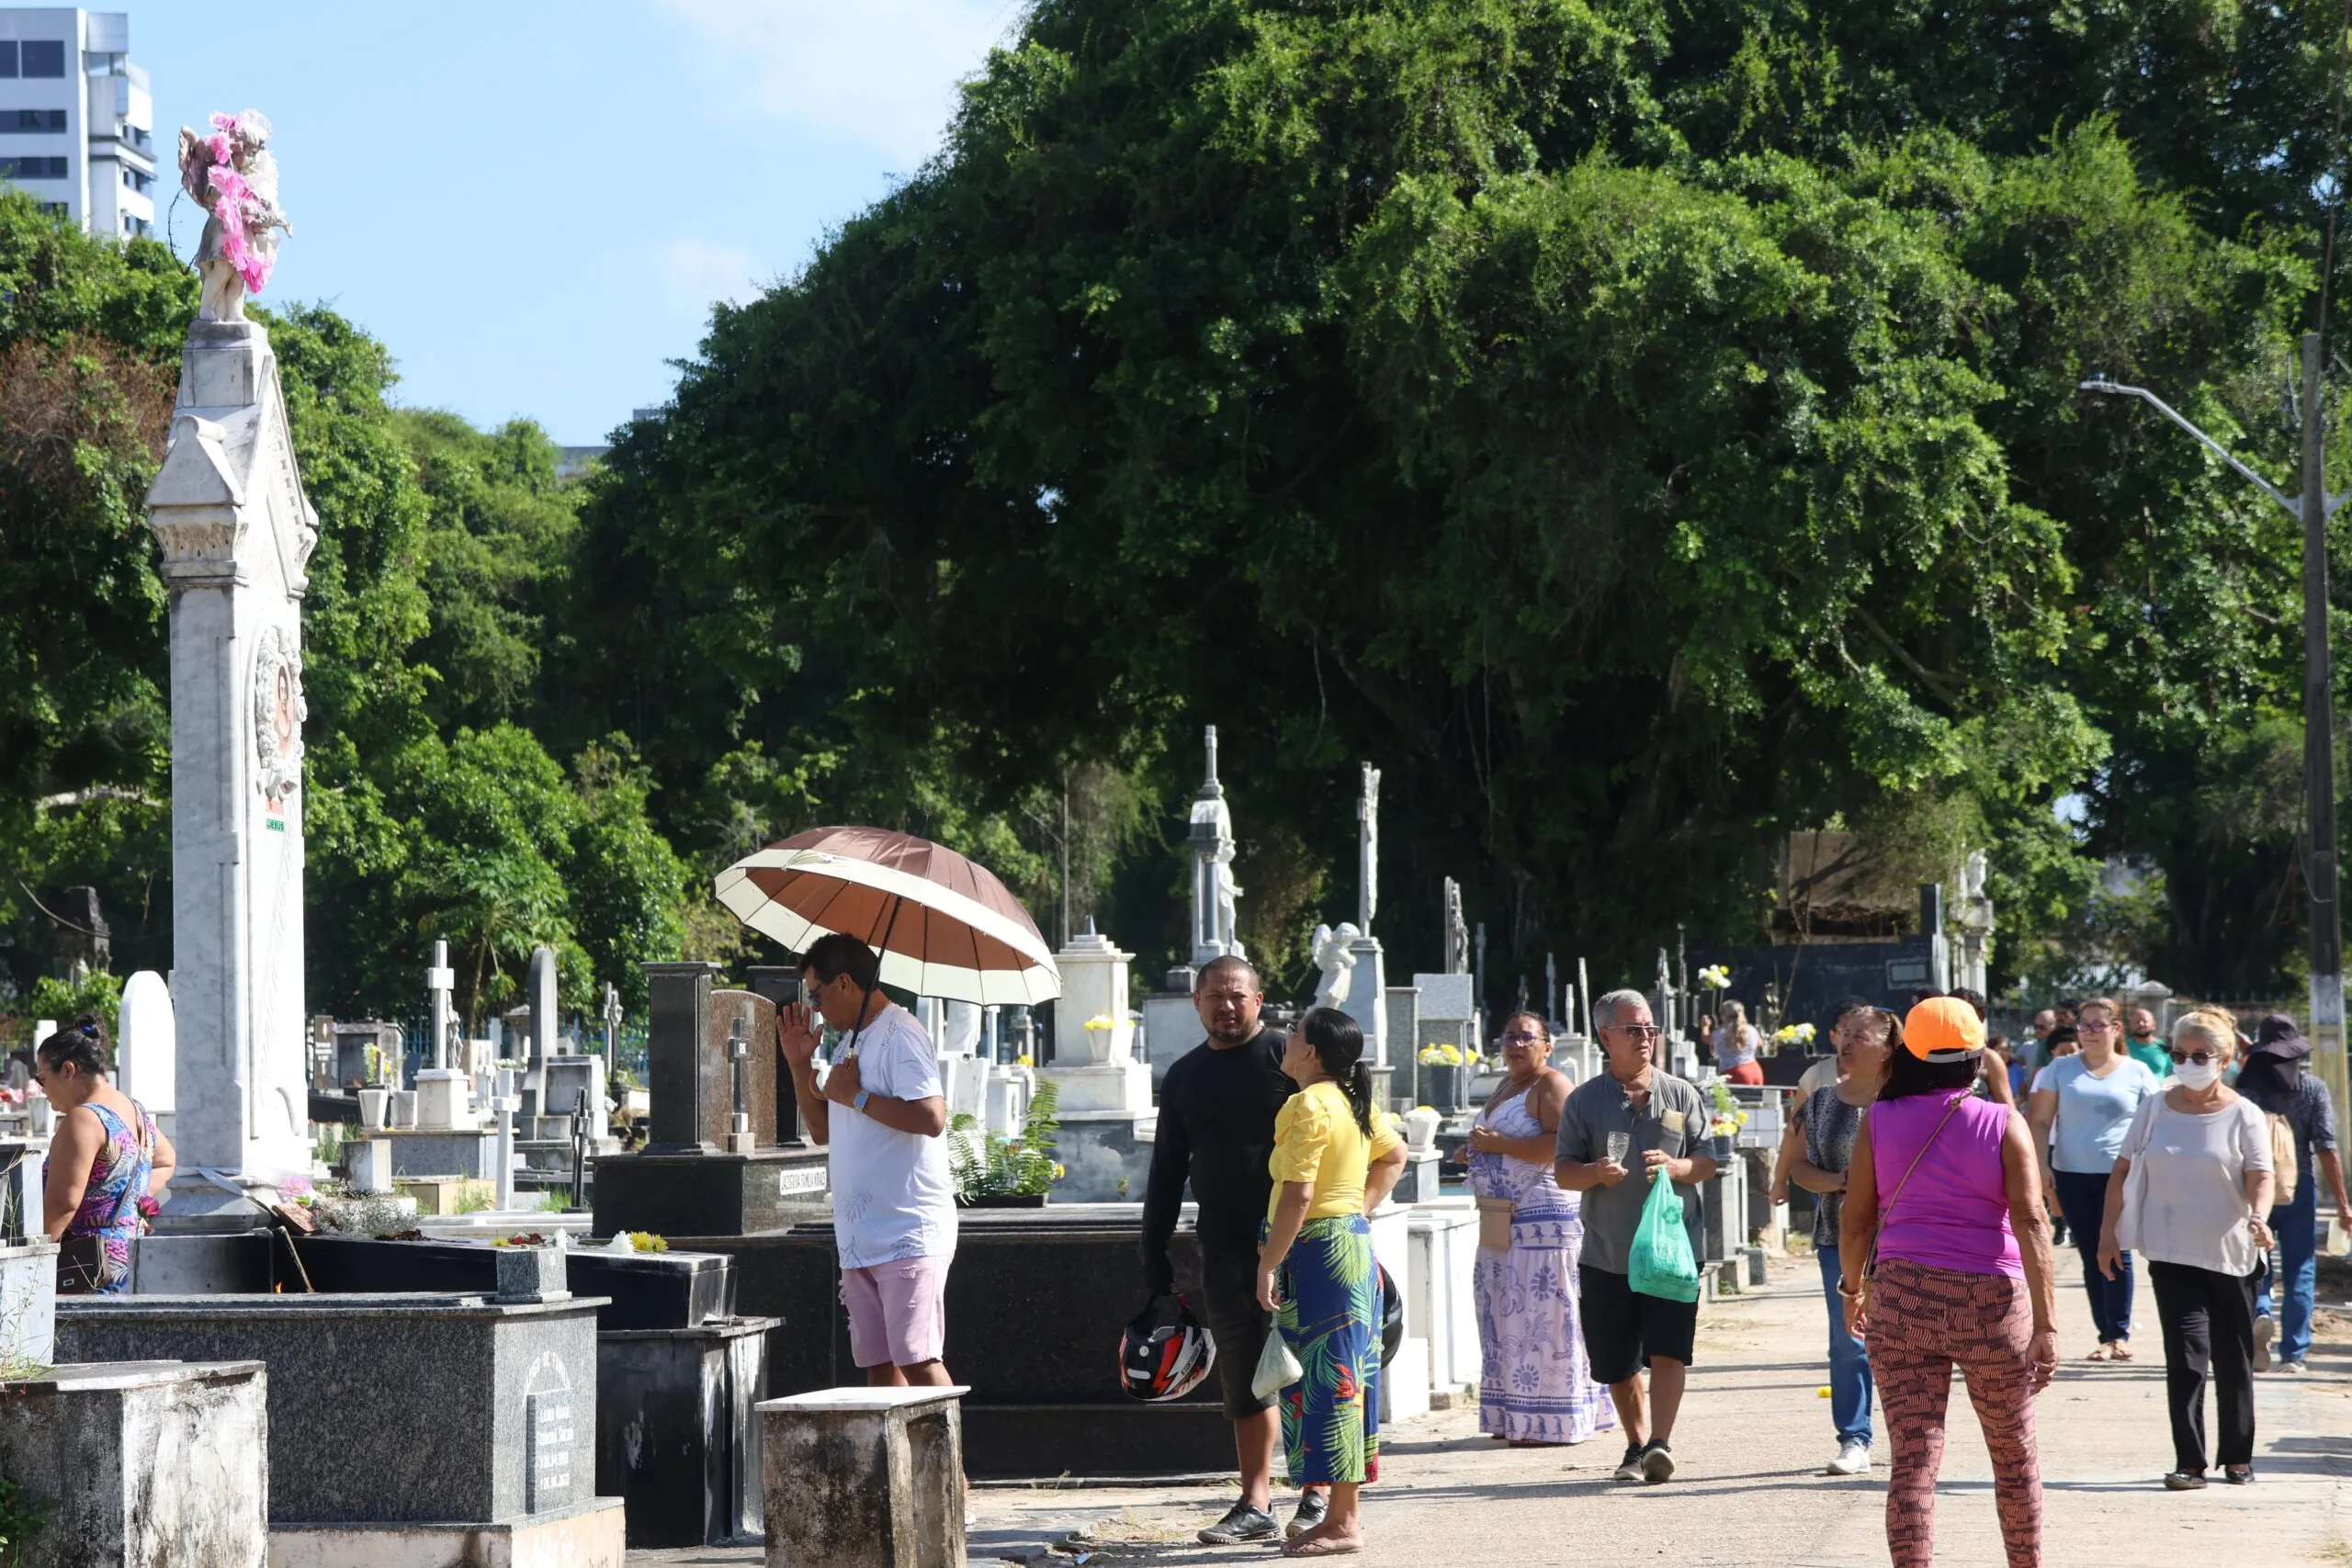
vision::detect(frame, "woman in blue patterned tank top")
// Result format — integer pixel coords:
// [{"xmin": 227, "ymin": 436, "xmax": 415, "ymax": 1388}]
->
[{"xmin": 37, "ymin": 1015, "xmax": 176, "ymax": 1295}]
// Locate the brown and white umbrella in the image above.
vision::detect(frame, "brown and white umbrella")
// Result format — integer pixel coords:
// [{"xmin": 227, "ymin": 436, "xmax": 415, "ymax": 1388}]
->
[{"xmin": 713, "ymin": 826, "xmax": 1060, "ymax": 1005}]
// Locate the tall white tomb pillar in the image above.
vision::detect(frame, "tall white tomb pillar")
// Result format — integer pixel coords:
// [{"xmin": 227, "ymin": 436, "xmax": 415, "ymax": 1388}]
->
[
  {"xmin": 1347, "ymin": 764, "xmax": 1389, "ymax": 1072},
  {"xmin": 1187, "ymin": 726, "xmax": 1244, "ymax": 968},
  {"xmin": 145, "ymin": 317, "xmax": 320, "ymax": 1218}
]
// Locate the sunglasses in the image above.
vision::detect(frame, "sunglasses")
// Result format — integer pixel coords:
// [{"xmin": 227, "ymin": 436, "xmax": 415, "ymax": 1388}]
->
[
  {"xmin": 1497, "ymin": 1030, "xmax": 1547, "ymax": 1044},
  {"xmin": 2169, "ymin": 1050, "xmax": 2220, "ymax": 1066},
  {"xmin": 1607, "ymin": 1024, "xmax": 1662, "ymax": 1040}
]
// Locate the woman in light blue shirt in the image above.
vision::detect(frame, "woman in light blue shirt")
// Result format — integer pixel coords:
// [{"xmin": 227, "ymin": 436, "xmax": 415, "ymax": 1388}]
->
[{"xmin": 2027, "ymin": 997, "xmax": 2161, "ymax": 1359}]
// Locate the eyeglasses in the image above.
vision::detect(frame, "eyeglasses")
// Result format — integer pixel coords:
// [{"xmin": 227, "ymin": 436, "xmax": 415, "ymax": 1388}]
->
[
  {"xmin": 2170, "ymin": 1050, "xmax": 2219, "ymax": 1066},
  {"xmin": 1497, "ymin": 1030, "xmax": 1546, "ymax": 1045},
  {"xmin": 2077, "ymin": 1021, "xmax": 2115, "ymax": 1032},
  {"xmin": 1607, "ymin": 1024, "xmax": 1662, "ymax": 1040}
]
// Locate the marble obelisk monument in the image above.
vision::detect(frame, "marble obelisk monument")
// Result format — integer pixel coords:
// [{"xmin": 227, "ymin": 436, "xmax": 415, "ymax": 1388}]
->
[{"xmin": 145, "ymin": 299, "xmax": 318, "ymax": 1215}]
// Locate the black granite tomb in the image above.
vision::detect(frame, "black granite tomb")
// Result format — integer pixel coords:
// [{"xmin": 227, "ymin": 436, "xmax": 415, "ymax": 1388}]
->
[
  {"xmin": 681, "ymin": 1206, "xmax": 1235, "ymax": 1478},
  {"xmin": 593, "ymin": 960, "xmax": 829, "ymax": 1235}
]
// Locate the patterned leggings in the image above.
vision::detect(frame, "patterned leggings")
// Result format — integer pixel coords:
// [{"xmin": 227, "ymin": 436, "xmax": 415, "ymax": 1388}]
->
[{"xmin": 1865, "ymin": 1258, "xmax": 2041, "ymax": 1568}]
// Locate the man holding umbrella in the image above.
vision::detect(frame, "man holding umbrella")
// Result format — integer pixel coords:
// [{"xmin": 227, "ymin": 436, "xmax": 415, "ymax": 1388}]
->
[
  {"xmin": 723, "ymin": 827, "xmax": 1067, "ymax": 1382},
  {"xmin": 781, "ymin": 931, "xmax": 957, "ymax": 1388}
]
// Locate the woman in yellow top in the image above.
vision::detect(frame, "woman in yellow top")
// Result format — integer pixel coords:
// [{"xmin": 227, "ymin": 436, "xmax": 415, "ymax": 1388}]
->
[{"xmin": 1256, "ymin": 1006, "xmax": 1405, "ymax": 1558}]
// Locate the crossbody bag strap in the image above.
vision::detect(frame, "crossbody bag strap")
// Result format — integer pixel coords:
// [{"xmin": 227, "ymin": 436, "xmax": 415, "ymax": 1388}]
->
[
  {"xmin": 97, "ymin": 1102, "xmax": 149, "ymax": 1235},
  {"xmin": 1864, "ymin": 1090, "xmax": 1971, "ymax": 1279}
]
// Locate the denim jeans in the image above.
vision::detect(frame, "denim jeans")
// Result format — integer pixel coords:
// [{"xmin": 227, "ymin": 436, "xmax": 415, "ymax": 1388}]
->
[
  {"xmin": 1818, "ymin": 1242, "xmax": 1873, "ymax": 1445},
  {"xmin": 2053, "ymin": 1168, "xmax": 2133, "ymax": 1343},
  {"xmin": 2256, "ymin": 1175, "xmax": 2319, "ymax": 1363}
]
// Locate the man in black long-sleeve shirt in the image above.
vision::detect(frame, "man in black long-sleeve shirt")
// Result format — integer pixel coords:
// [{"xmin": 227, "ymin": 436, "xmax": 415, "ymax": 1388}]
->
[{"xmin": 1140, "ymin": 954, "xmax": 1304, "ymax": 1544}]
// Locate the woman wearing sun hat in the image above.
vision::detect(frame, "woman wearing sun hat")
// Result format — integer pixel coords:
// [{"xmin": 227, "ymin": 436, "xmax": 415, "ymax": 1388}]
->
[
  {"xmin": 2239, "ymin": 1012, "xmax": 2350, "ymax": 1375},
  {"xmin": 1839, "ymin": 997, "xmax": 2059, "ymax": 1568}
]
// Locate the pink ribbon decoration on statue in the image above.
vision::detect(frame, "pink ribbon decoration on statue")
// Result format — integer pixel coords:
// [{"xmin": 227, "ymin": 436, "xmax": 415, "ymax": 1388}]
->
[{"xmin": 203, "ymin": 112, "xmax": 274, "ymax": 295}]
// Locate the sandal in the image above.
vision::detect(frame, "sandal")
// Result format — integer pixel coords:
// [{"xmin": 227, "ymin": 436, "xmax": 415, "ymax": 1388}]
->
[
  {"xmin": 2086, "ymin": 1345, "xmax": 2113, "ymax": 1362},
  {"xmin": 2109, "ymin": 1342, "xmax": 2135, "ymax": 1362},
  {"xmin": 1283, "ymin": 1537, "xmax": 1365, "ymax": 1558}
]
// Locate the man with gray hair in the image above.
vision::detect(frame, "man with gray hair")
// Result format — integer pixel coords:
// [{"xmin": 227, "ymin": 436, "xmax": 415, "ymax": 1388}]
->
[{"xmin": 1555, "ymin": 987, "xmax": 1724, "ymax": 1483}]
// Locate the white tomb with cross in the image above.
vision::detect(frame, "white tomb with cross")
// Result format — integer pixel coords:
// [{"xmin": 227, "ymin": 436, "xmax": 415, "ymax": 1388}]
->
[{"xmin": 414, "ymin": 939, "xmax": 478, "ymax": 1132}]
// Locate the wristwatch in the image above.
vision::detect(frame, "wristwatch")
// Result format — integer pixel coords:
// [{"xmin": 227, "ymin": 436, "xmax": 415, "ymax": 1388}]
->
[{"xmin": 854, "ymin": 1089, "xmax": 872, "ymax": 1115}]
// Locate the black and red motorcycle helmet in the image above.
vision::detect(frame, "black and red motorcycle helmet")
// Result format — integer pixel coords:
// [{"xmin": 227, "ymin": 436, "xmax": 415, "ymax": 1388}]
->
[{"xmin": 1120, "ymin": 1291, "xmax": 1216, "ymax": 1402}]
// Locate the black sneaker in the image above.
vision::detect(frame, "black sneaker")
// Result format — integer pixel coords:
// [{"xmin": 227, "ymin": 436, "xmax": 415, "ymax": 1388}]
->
[
  {"xmin": 1611, "ymin": 1442, "xmax": 1645, "ymax": 1482},
  {"xmin": 1198, "ymin": 1501, "xmax": 1280, "ymax": 1545},
  {"xmin": 1285, "ymin": 1490, "xmax": 1329, "ymax": 1539},
  {"xmin": 1641, "ymin": 1440, "xmax": 1678, "ymax": 1483}
]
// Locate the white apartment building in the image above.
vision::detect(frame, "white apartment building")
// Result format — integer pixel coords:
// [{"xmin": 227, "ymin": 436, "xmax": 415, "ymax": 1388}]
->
[{"xmin": 0, "ymin": 9, "xmax": 153, "ymax": 240}]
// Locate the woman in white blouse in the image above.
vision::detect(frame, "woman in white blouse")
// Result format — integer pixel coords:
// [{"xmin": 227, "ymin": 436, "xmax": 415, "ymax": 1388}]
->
[{"xmin": 2097, "ymin": 1010, "xmax": 2274, "ymax": 1489}]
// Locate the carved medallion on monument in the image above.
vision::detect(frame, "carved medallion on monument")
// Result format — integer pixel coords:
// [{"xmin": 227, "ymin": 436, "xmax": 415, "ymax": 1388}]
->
[{"xmin": 252, "ymin": 624, "xmax": 305, "ymax": 807}]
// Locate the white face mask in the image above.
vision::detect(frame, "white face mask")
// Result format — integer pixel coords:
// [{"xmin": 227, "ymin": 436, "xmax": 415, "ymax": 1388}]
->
[{"xmin": 2173, "ymin": 1057, "xmax": 2222, "ymax": 1090}]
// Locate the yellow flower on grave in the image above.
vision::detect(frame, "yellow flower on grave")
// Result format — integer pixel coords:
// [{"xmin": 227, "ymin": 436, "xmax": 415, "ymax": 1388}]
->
[
  {"xmin": 1083, "ymin": 1014, "xmax": 1117, "ymax": 1031},
  {"xmin": 1016, "ymin": 1055, "xmax": 1034, "ymax": 1066},
  {"xmin": 1052, "ymin": 1163, "xmax": 1066, "ymax": 1179}
]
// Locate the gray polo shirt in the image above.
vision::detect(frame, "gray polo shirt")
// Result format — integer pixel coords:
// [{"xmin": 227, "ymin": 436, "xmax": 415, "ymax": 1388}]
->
[{"xmin": 1554, "ymin": 1068, "xmax": 1726, "ymax": 1276}]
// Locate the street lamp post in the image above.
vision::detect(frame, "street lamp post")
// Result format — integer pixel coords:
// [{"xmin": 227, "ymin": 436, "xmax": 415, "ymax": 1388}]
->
[{"xmin": 2082, "ymin": 332, "xmax": 2351, "ymax": 1129}]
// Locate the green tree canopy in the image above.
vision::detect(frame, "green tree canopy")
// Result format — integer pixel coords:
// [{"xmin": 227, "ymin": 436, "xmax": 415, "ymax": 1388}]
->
[{"xmin": 565, "ymin": 0, "xmax": 2322, "ymax": 995}]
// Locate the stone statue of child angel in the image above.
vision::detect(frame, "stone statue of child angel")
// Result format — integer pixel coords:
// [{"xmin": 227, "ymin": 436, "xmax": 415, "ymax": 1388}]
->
[
  {"xmin": 177, "ymin": 109, "xmax": 291, "ymax": 323},
  {"xmin": 1311, "ymin": 923, "xmax": 1361, "ymax": 1010}
]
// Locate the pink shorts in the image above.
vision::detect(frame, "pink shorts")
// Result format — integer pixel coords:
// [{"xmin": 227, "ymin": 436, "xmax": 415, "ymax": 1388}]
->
[{"xmin": 840, "ymin": 1256, "xmax": 949, "ymax": 1369}]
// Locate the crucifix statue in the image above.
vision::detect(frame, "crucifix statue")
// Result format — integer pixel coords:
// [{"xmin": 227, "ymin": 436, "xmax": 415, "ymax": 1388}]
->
[
  {"xmin": 1443, "ymin": 878, "xmax": 1470, "ymax": 975},
  {"xmin": 601, "ymin": 982, "xmax": 624, "ymax": 1063}
]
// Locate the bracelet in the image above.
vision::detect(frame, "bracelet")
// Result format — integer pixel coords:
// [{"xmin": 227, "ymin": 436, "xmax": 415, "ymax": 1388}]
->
[{"xmin": 1835, "ymin": 1281, "xmax": 1861, "ymax": 1300}]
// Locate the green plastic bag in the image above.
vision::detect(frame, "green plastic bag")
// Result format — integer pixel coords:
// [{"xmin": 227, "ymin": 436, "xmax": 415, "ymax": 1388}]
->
[{"xmin": 1627, "ymin": 1164, "xmax": 1702, "ymax": 1303}]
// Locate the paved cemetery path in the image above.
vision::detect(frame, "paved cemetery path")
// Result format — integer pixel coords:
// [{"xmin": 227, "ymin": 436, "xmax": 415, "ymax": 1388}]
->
[{"xmin": 633, "ymin": 1247, "xmax": 2352, "ymax": 1567}]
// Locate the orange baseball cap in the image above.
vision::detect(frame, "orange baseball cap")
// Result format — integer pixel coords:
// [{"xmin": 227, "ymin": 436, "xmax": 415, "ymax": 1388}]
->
[{"xmin": 1904, "ymin": 997, "xmax": 1984, "ymax": 1064}]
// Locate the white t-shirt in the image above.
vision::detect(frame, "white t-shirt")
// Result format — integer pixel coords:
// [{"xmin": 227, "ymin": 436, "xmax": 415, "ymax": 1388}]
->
[
  {"xmin": 826, "ymin": 1003, "xmax": 957, "ymax": 1269},
  {"xmin": 2118, "ymin": 1092, "xmax": 2271, "ymax": 1276}
]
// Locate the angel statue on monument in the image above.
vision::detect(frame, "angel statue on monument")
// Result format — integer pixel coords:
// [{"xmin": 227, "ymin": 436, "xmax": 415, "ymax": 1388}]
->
[
  {"xmin": 177, "ymin": 109, "xmax": 291, "ymax": 323},
  {"xmin": 1311, "ymin": 922, "xmax": 1361, "ymax": 1010}
]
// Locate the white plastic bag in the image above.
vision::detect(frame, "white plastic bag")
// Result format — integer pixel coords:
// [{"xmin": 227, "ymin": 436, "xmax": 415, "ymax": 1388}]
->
[{"xmin": 1250, "ymin": 1324, "xmax": 1303, "ymax": 1401}]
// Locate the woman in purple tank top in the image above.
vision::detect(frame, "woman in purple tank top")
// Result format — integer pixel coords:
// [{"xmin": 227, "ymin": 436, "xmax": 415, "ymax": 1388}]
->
[{"xmin": 1838, "ymin": 998, "xmax": 2058, "ymax": 1568}]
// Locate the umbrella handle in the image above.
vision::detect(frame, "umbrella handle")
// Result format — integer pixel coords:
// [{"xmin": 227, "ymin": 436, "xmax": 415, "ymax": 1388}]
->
[{"xmin": 842, "ymin": 892, "xmax": 907, "ymax": 1056}]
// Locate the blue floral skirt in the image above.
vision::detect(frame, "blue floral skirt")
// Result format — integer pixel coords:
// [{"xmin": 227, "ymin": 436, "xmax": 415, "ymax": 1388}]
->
[{"xmin": 1269, "ymin": 1213, "xmax": 1380, "ymax": 1485}]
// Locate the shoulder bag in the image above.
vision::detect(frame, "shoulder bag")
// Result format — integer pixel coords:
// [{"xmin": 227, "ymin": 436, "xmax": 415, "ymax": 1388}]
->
[
  {"xmin": 1855, "ymin": 1091, "xmax": 1969, "ymax": 1316},
  {"xmin": 1472, "ymin": 1093, "xmax": 1523, "ymax": 1252},
  {"xmin": 2268, "ymin": 1111, "xmax": 2301, "ymax": 1206},
  {"xmin": 2112, "ymin": 1097, "xmax": 2162, "ymax": 1254},
  {"xmin": 55, "ymin": 1105, "xmax": 153, "ymax": 1296}
]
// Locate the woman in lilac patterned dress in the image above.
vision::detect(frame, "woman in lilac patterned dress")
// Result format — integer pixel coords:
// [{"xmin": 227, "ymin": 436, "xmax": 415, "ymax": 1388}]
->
[
  {"xmin": 38, "ymin": 1016, "xmax": 175, "ymax": 1295},
  {"xmin": 1464, "ymin": 1013, "xmax": 1616, "ymax": 1446}
]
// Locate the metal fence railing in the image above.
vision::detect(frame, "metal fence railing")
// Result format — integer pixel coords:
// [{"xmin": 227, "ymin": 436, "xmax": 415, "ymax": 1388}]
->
[{"xmin": 368, "ymin": 1011, "xmax": 649, "ymax": 1087}]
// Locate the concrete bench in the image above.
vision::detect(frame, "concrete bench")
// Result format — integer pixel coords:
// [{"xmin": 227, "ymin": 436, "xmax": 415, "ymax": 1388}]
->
[{"xmin": 758, "ymin": 1384, "xmax": 967, "ymax": 1568}]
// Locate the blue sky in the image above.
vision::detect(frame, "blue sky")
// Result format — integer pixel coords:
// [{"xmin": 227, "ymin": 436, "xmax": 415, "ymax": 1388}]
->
[{"xmin": 133, "ymin": 0, "xmax": 1025, "ymax": 444}]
